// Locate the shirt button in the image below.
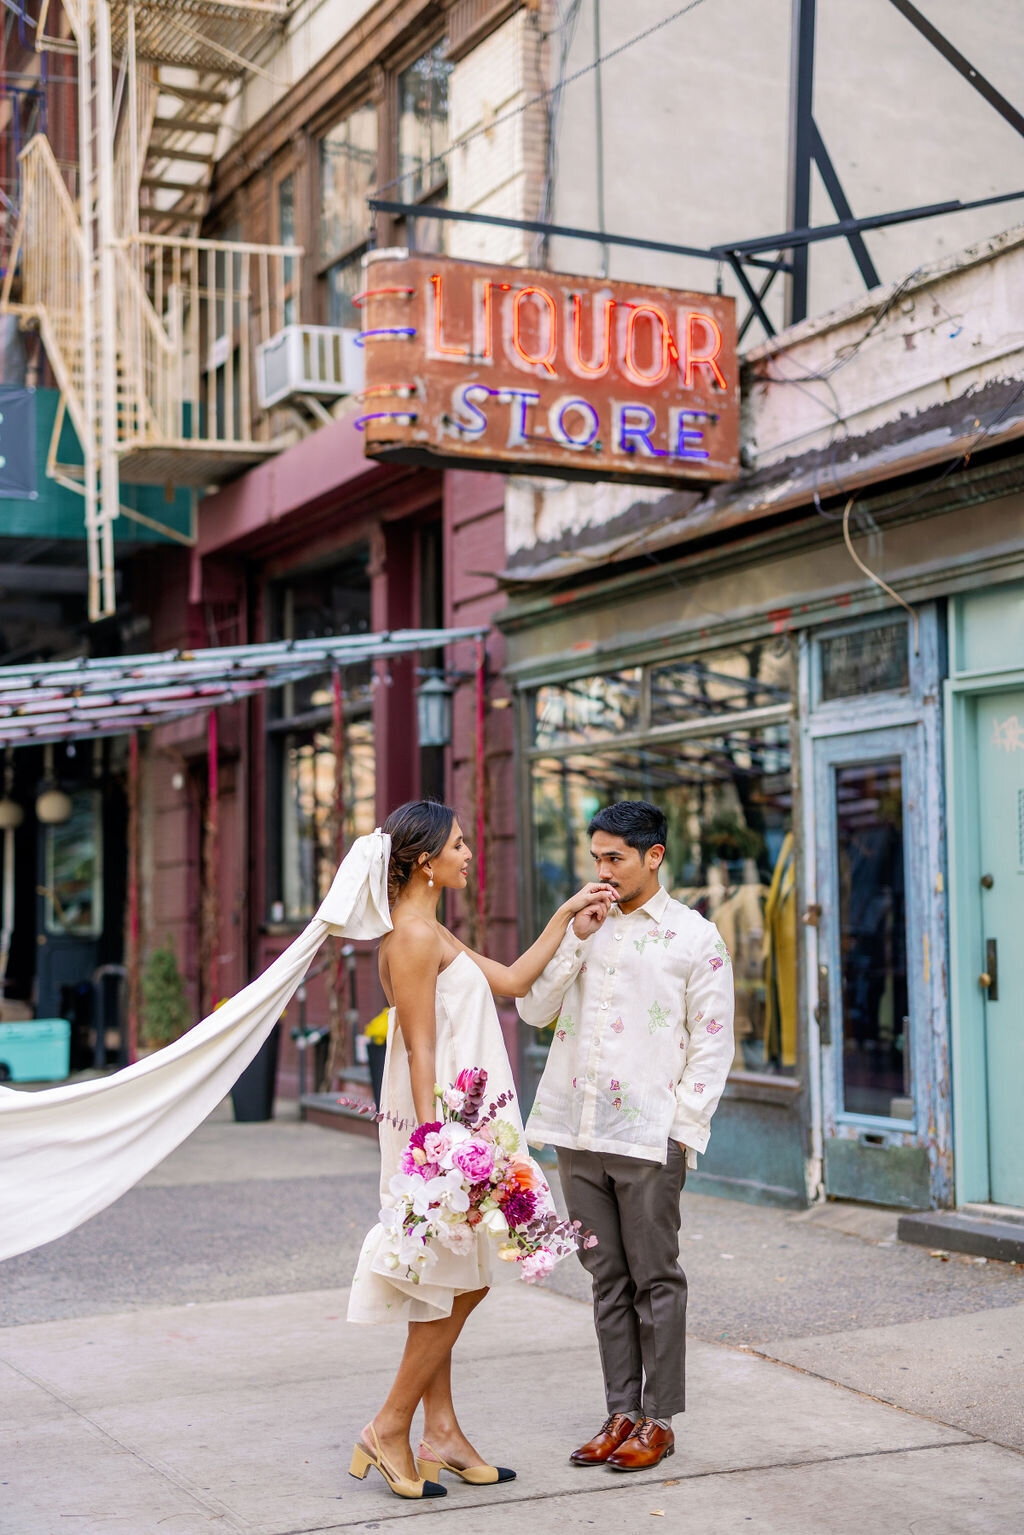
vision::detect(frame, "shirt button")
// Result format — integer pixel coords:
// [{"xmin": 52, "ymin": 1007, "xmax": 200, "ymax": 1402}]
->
[
  {"xmin": 600, "ymin": 1002, "xmax": 609, "ymax": 1010},
  {"xmin": 615, "ymin": 933, "xmax": 623, "ymax": 942}
]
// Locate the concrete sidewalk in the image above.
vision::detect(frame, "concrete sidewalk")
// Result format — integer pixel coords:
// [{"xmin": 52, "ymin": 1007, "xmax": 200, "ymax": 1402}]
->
[
  {"xmin": 3, "ymin": 1106, "xmax": 1024, "ymax": 1534},
  {"xmin": 5, "ymin": 1278, "xmax": 1024, "ymax": 1532}
]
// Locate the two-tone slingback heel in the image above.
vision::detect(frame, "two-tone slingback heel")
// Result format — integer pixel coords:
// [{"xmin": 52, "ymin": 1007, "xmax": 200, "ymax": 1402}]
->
[
  {"xmin": 416, "ymin": 1438, "xmax": 516, "ymax": 1486},
  {"xmin": 349, "ymin": 1427, "xmax": 447, "ymax": 1499}
]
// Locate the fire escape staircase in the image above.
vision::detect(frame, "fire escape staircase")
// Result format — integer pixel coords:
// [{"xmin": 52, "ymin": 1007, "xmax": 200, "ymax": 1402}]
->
[{"xmin": 1, "ymin": 0, "xmax": 297, "ymax": 621}]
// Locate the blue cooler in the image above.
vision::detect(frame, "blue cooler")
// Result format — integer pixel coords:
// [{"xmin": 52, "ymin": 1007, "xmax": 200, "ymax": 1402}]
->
[{"xmin": 0, "ymin": 1019, "xmax": 72, "ymax": 1082}]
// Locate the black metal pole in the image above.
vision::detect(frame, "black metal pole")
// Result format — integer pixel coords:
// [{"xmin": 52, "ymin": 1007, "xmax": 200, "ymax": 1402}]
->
[{"xmin": 786, "ymin": 0, "xmax": 817, "ymax": 325}]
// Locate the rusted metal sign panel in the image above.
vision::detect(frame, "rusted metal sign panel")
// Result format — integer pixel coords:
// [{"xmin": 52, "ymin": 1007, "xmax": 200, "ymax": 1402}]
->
[{"xmin": 356, "ymin": 252, "xmax": 739, "ymax": 487}]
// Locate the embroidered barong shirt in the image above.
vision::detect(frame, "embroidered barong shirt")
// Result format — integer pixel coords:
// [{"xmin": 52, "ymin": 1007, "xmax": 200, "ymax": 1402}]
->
[{"xmin": 518, "ymin": 885, "xmax": 735, "ymax": 1166}]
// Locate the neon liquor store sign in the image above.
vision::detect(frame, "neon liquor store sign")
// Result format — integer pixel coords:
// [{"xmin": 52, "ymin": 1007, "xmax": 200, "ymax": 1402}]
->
[{"xmin": 356, "ymin": 253, "xmax": 739, "ymax": 487}]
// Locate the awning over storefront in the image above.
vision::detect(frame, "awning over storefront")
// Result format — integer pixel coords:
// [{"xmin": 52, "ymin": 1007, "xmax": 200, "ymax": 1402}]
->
[{"xmin": 0, "ymin": 629, "xmax": 486, "ymax": 745}]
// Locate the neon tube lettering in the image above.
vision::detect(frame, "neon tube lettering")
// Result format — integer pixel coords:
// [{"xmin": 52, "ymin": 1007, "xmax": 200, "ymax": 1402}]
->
[
  {"xmin": 430, "ymin": 273, "xmax": 469, "ymax": 359},
  {"xmin": 501, "ymin": 388, "xmax": 542, "ymax": 447},
  {"xmin": 670, "ymin": 408, "xmax": 713, "ymax": 460},
  {"xmin": 615, "ymin": 403, "xmax": 666, "ymax": 457},
  {"xmin": 569, "ymin": 294, "xmax": 614, "ymax": 377},
  {"xmin": 451, "ymin": 383, "xmax": 492, "ymax": 436},
  {"xmin": 683, "ymin": 311, "xmax": 727, "ymax": 389},
  {"xmin": 512, "ymin": 287, "xmax": 558, "ymax": 376},
  {"xmin": 623, "ymin": 304, "xmax": 673, "ymax": 386},
  {"xmin": 549, "ymin": 395, "xmax": 600, "ymax": 449}
]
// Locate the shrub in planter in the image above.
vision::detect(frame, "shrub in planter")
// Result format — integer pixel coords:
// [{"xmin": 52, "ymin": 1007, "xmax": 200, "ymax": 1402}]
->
[{"xmin": 141, "ymin": 941, "xmax": 192, "ymax": 1050}]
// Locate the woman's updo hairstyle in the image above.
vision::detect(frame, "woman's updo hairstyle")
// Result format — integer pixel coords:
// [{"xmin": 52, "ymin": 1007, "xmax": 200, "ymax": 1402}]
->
[{"xmin": 383, "ymin": 800, "xmax": 456, "ymax": 905}]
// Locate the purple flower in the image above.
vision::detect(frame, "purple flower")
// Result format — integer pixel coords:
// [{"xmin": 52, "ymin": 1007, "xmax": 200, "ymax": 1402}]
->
[
  {"xmin": 408, "ymin": 1121, "xmax": 442, "ymax": 1153},
  {"xmin": 501, "ymin": 1187, "xmax": 537, "ymax": 1229}
]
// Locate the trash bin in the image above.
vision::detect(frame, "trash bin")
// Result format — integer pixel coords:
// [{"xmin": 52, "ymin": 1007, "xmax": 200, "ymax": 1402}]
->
[
  {"xmin": 367, "ymin": 1040, "xmax": 387, "ymax": 1112},
  {"xmin": 230, "ymin": 1023, "xmax": 280, "ymax": 1122}
]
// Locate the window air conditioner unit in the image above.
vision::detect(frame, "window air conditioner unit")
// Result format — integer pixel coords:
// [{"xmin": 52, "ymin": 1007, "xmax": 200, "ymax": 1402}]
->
[{"xmin": 256, "ymin": 325, "xmax": 365, "ymax": 410}]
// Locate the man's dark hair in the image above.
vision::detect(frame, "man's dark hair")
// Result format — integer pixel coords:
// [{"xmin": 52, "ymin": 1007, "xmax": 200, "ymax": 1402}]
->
[{"xmin": 588, "ymin": 800, "xmax": 667, "ymax": 857}]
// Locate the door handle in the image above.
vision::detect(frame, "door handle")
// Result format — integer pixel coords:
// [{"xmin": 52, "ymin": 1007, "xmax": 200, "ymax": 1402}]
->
[
  {"xmin": 980, "ymin": 939, "xmax": 999, "ymax": 1001},
  {"xmin": 814, "ymin": 963, "xmax": 831, "ymax": 1045}
]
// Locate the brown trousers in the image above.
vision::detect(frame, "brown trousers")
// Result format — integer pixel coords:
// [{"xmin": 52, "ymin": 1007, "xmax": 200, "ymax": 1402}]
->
[{"xmin": 557, "ymin": 1142, "xmax": 687, "ymax": 1421}]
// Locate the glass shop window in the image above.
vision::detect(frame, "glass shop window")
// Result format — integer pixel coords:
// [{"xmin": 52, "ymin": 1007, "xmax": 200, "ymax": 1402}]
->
[
  {"xmin": 528, "ymin": 640, "xmax": 797, "ymax": 1078},
  {"xmin": 834, "ymin": 758, "xmax": 911, "ymax": 1119},
  {"xmin": 650, "ymin": 644, "xmax": 794, "ymax": 725},
  {"xmin": 533, "ymin": 669, "xmax": 643, "ymax": 748},
  {"xmin": 268, "ymin": 550, "xmax": 375, "ymax": 922},
  {"xmin": 320, "ymin": 100, "xmax": 378, "ymax": 329},
  {"xmin": 818, "ymin": 620, "xmax": 909, "ymax": 703},
  {"xmin": 44, "ymin": 791, "xmax": 103, "ymax": 938},
  {"xmin": 280, "ymin": 721, "xmax": 376, "ymax": 924}
]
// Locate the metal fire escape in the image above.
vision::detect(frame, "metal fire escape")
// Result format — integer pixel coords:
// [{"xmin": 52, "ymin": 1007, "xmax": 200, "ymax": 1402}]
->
[{"xmin": 1, "ymin": 0, "xmax": 298, "ymax": 621}]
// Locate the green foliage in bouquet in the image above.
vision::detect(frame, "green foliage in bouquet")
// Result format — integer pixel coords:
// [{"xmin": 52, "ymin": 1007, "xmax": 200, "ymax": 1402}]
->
[{"xmin": 141, "ymin": 941, "xmax": 191, "ymax": 1049}]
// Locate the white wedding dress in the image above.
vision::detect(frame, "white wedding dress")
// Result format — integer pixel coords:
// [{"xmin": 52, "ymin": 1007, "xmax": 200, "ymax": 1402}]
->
[{"xmin": 348, "ymin": 951, "xmax": 556, "ymax": 1325}]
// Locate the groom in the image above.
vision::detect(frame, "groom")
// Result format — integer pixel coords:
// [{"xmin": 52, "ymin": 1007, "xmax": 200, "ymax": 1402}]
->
[{"xmin": 518, "ymin": 801, "xmax": 734, "ymax": 1470}]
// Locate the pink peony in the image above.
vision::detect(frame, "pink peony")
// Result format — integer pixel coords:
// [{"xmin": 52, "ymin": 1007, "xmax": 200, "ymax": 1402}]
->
[
  {"xmin": 423, "ymin": 1128, "xmax": 450, "ymax": 1163},
  {"xmin": 520, "ymin": 1248, "xmax": 556, "ymax": 1283},
  {"xmin": 450, "ymin": 1137, "xmax": 495, "ymax": 1183}
]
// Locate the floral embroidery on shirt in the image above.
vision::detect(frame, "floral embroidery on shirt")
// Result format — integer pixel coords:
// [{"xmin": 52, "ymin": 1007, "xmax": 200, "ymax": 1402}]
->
[
  {"xmin": 634, "ymin": 926, "xmax": 677, "ymax": 955},
  {"xmin": 609, "ymin": 1078, "xmax": 642, "ymax": 1122},
  {"xmin": 709, "ymin": 938, "xmax": 732, "ymax": 971},
  {"xmin": 693, "ymin": 1082, "xmax": 706, "ymax": 1094},
  {"xmin": 648, "ymin": 999, "xmax": 671, "ymax": 1033},
  {"xmin": 706, "ymin": 1019, "xmax": 723, "ymax": 1034},
  {"xmin": 555, "ymin": 1012, "xmax": 577, "ymax": 1043},
  {"xmin": 611, "ymin": 1016, "xmax": 625, "ymax": 1034}
]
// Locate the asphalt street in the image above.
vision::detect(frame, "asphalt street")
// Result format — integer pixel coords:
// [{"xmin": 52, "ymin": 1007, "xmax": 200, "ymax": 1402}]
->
[{"xmin": 4, "ymin": 1102, "xmax": 1021, "ymax": 1349}]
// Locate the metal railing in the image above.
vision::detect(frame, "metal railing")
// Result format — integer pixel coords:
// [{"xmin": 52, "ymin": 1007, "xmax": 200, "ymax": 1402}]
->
[{"xmin": 4, "ymin": 137, "xmax": 303, "ymax": 455}]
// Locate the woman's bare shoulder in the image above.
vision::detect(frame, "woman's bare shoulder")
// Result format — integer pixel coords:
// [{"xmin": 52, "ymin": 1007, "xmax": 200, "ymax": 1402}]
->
[{"xmin": 382, "ymin": 913, "xmax": 445, "ymax": 968}]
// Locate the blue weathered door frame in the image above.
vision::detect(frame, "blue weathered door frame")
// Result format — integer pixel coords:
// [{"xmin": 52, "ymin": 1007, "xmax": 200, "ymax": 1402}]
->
[{"xmin": 801, "ymin": 605, "xmax": 951, "ymax": 1208}]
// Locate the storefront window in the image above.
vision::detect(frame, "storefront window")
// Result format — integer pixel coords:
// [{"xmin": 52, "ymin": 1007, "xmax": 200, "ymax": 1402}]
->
[
  {"xmin": 834, "ymin": 758, "xmax": 910, "ymax": 1117},
  {"xmin": 320, "ymin": 101, "xmax": 377, "ymax": 328},
  {"xmin": 819, "ymin": 620, "xmax": 909, "ymax": 702},
  {"xmin": 44, "ymin": 791, "xmax": 103, "ymax": 937},
  {"xmin": 268, "ymin": 550, "xmax": 374, "ymax": 921},
  {"xmin": 281, "ymin": 721, "xmax": 376, "ymax": 921},
  {"xmin": 528, "ymin": 641, "xmax": 797, "ymax": 1077},
  {"xmin": 534, "ymin": 669, "xmax": 643, "ymax": 748},
  {"xmin": 651, "ymin": 644, "xmax": 792, "ymax": 725}
]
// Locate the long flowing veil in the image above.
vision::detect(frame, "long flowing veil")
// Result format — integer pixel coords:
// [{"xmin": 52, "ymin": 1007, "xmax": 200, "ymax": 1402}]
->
[{"xmin": 0, "ymin": 830, "xmax": 392, "ymax": 1262}]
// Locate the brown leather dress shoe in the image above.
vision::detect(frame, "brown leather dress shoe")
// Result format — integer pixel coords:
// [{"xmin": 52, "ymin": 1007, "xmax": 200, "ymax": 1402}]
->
[
  {"xmin": 606, "ymin": 1418, "xmax": 675, "ymax": 1471},
  {"xmin": 569, "ymin": 1413, "xmax": 638, "ymax": 1466}
]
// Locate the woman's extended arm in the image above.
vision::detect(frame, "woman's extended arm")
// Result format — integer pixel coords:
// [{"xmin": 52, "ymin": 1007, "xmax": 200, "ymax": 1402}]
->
[
  {"xmin": 388, "ymin": 922, "xmax": 444, "ymax": 1125},
  {"xmin": 450, "ymin": 882, "xmax": 616, "ymax": 998}
]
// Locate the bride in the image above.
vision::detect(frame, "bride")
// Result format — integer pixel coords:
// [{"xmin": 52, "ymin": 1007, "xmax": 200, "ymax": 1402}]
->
[{"xmin": 347, "ymin": 799, "xmax": 615, "ymax": 1501}]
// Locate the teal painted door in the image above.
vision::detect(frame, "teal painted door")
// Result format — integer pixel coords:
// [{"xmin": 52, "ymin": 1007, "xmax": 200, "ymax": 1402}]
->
[{"xmin": 977, "ymin": 689, "xmax": 1024, "ymax": 1206}]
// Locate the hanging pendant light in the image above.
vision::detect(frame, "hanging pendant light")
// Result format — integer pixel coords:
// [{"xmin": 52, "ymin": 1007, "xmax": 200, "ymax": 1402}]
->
[
  {"xmin": 35, "ymin": 745, "xmax": 73, "ymax": 825},
  {"xmin": 416, "ymin": 672, "xmax": 454, "ymax": 749},
  {"xmin": 0, "ymin": 798, "xmax": 23, "ymax": 830}
]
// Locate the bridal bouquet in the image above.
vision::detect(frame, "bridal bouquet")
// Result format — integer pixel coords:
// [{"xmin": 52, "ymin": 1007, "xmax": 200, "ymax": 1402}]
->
[{"xmin": 380, "ymin": 1067, "xmax": 595, "ymax": 1286}]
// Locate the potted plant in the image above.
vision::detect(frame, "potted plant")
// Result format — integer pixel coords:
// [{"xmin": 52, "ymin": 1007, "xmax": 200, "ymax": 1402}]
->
[{"xmin": 140, "ymin": 941, "xmax": 191, "ymax": 1051}]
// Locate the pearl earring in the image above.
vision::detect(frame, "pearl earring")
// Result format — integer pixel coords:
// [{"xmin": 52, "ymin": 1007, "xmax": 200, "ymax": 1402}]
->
[{"xmin": 427, "ymin": 867, "xmax": 434, "ymax": 888}]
